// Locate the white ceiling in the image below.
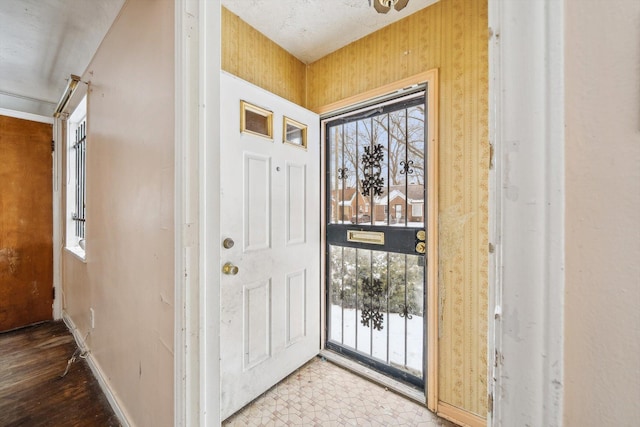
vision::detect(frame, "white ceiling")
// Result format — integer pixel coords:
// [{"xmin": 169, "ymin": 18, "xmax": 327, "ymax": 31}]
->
[
  {"xmin": 0, "ymin": 0, "xmax": 436, "ymax": 116},
  {"xmin": 221, "ymin": 0, "xmax": 439, "ymax": 64},
  {"xmin": 0, "ymin": 0, "xmax": 125, "ymax": 116}
]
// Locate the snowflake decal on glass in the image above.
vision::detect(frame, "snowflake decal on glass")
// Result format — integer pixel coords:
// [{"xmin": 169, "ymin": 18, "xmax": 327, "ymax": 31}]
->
[
  {"xmin": 361, "ymin": 144, "xmax": 385, "ymax": 197},
  {"xmin": 360, "ymin": 277, "xmax": 385, "ymax": 331}
]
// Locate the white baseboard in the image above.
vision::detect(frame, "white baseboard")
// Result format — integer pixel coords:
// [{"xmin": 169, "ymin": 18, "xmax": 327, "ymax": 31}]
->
[{"xmin": 62, "ymin": 311, "xmax": 132, "ymax": 427}]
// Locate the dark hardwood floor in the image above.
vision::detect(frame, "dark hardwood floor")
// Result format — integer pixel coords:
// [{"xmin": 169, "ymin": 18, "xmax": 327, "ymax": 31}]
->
[{"xmin": 0, "ymin": 321, "xmax": 120, "ymax": 427}]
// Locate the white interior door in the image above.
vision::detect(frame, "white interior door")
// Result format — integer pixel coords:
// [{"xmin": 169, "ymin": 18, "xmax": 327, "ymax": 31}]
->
[{"xmin": 219, "ymin": 71, "xmax": 320, "ymax": 419}]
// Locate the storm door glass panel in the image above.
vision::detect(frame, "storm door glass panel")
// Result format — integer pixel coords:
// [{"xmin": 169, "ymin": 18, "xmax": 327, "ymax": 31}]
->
[
  {"xmin": 329, "ymin": 245, "xmax": 358, "ymax": 345},
  {"xmin": 325, "ymin": 91, "xmax": 427, "ymax": 390},
  {"xmin": 407, "ymin": 105, "xmax": 425, "ymax": 226},
  {"xmin": 328, "ymin": 245, "xmax": 341, "ymax": 342},
  {"xmin": 389, "ymin": 109, "xmax": 407, "ymax": 226},
  {"xmin": 406, "ymin": 253, "xmax": 425, "ymax": 377},
  {"xmin": 355, "ymin": 248, "xmax": 372, "ymax": 354},
  {"xmin": 370, "ymin": 250, "xmax": 389, "ymax": 361},
  {"xmin": 388, "ymin": 252, "xmax": 425, "ymax": 378},
  {"xmin": 328, "ymin": 125, "xmax": 342, "ymax": 224},
  {"xmin": 372, "ymin": 116, "xmax": 389, "ymax": 225},
  {"xmin": 350, "ymin": 120, "xmax": 366, "ymax": 224}
]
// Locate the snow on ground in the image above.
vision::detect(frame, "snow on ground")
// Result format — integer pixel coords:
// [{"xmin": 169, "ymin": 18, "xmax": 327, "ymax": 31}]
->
[{"xmin": 329, "ymin": 304, "xmax": 423, "ymax": 376}]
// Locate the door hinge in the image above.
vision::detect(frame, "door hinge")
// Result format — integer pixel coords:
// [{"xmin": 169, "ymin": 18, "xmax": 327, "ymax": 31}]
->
[
  {"xmin": 52, "ymin": 287, "xmax": 56, "ymax": 300},
  {"xmin": 488, "ymin": 393, "xmax": 494, "ymax": 413},
  {"xmin": 51, "ymin": 140, "xmax": 55, "ymax": 152}
]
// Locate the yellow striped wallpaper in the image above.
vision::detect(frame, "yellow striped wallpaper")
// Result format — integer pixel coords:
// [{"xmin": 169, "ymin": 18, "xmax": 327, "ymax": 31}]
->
[{"xmin": 222, "ymin": 7, "xmax": 307, "ymax": 106}]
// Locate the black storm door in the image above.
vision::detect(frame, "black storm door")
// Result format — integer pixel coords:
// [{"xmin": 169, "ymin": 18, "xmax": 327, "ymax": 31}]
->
[{"xmin": 325, "ymin": 92, "xmax": 429, "ymax": 389}]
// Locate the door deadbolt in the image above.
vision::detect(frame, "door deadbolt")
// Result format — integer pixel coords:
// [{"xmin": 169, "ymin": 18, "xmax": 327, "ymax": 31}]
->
[
  {"xmin": 222, "ymin": 262, "xmax": 239, "ymax": 275},
  {"xmin": 222, "ymin": 238, "xmax": 235, "ymax": 249},
  {"xmin": 416, "ymin": 230, "xmax": 426, "ymax": 241}
]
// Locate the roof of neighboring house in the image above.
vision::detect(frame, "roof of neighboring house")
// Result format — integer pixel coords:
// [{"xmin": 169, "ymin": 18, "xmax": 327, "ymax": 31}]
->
[
  {"xmin": 332, "ymin": 184, "xmax": 424, "ymax": 204},
  {"xmin": 374, "ymin": 184, "xmax": 425, "ymax": 204},
  {"xmin": 330, "ymin": 188, "xmax": 360, "ymax": 202}
]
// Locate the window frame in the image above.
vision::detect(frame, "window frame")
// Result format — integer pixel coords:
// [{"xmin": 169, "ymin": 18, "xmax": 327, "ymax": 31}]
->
[{"xmin": 65, "ymin": 95, "xmax": 87, "ymax": 260}]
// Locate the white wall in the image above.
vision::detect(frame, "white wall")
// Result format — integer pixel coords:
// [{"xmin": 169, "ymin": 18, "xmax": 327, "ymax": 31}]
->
[
  {"xmin": 564, "ymin": 0, "xmax": 640, "ymax": 425},
  {"xmin": 61, "ymin": 0, "xmax": 175, "ymax": 425}
]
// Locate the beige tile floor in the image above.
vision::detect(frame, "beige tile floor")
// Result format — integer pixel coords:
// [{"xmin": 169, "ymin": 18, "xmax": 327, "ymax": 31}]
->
[{"xmin": 223, "ymin": 356, "xmax": 455, "ymax": 427}]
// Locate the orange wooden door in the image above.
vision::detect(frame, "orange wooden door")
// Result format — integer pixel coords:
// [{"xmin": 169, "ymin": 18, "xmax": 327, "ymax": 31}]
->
[{"xmin": 0, "ymin": 115, "xmax": 53, "ymax": 332}]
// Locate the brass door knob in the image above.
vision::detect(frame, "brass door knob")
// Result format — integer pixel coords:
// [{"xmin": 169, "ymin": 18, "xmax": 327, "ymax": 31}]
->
[
  {"xmin": 222, "ymin": 238, "xmax": 235, "ymax": 249},
  {"xmin": 222, "ymin": 262, "xmax": 239, "ymax": 275},
  {"xmin": 415, "ymin": 241, "xmax": 426, "ymax": 254}
]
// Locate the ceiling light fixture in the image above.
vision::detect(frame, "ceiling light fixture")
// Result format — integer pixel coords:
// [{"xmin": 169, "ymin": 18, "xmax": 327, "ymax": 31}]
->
[
  {"xmin": 371, "ymin": 0, "xmax": 409, "ymax": 14},
  {"xmin": 53, "ymin": 74, "xmax": 81, "ymax": 118}
]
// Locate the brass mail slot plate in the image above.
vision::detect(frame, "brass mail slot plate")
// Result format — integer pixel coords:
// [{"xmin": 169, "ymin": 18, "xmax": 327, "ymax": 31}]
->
[{"xmin": 347, "ymin": 230, "xmax": 385, "ymax": 245}]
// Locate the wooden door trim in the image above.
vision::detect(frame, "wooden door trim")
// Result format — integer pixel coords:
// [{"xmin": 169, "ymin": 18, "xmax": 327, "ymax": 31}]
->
[
  {"xmin": 438, "ymin": 402, "xmax": 486, "ymax": 427},
  {"xmin": 313, "ymin": 70, "xmax": 438, "ymax": 117}
]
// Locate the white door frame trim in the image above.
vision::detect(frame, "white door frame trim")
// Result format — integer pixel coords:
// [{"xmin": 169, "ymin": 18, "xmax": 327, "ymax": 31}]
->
[
  {"xmin": 488, "ymin": 0, "xmax": 565, "ymax": 425},
  {"xmin": 174, "ymin": 0, "xmax": 221, "ymax": 425},
  {"xmin": 199, "ymin": 0, "xmax": 222, "ymax": 424},
  {"xmin": 53, "ymin": 118, "xmax": 63, "ymax": 321},
  {"xmin": 174, "ymin": 1, "xmax": 194, "ymax": 425}
]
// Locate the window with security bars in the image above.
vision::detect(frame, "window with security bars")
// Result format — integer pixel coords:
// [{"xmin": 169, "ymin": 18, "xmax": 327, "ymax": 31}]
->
[
  {"xmin": 72, "ymin": 119, "xmax": 86, "ymax": 238},
  {"xmin": 66, "ymin": 95, "xmax": 87, "ymax": 254}
]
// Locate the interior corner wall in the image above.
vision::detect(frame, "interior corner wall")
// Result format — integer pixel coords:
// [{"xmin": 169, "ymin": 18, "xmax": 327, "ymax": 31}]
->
[
  {"xmin": 220, "ymin": 0, "xmax": 488, "ymax": 418},
  {"xmin": 221, "ymin": 7, "xmax": 307, "ymax": 107},
  {"xmin": 61, "ymin": 0, "xmax": 175, "ymax": 425},
  {"xmin": 564, "ymin": 0, "xmax": 640, "ymax": 425},
  {"xmin": 307, "ymin": 0, "xmax": 489, "ymax": 418}
]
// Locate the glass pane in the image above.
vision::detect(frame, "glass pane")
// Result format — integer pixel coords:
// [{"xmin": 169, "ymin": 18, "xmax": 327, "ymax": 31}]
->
[
  {"xmin": 353, "ymin": 120, "xmax": 367, "ymax": 225},
  {"xmin": 245, "ymin": 110, "xmax": 269, "ymax": 135},
  {"xmin": 388, "ymin": 109, "xmax": 408, "ymax": 227},
  {"xmin": 284, "ymin": 117, "xmax": 307, "ymax": 148},
  {"xmin": 355, "ymin": 248, "xmax": 371, "ymax": 354},
  {"xmin": 241, "ymin": 101, "xmax": 272, "ymax": 139},
  {"xmin": 341, "ymin": 246, "xmax": 357, "ymax": 349},
  {"xmin": 329, "ymin": 125, "xmax": 340, "ymax": 224},
  {"xmin": 343, "ymin": 122, "xmax": 358, "ymax": 224},
  {"xmin": 358, "ymin": 119, "xmax": 374, "ymax": 226},
  {"xmin": 371, "ymin": 250, "xmax": 389, "ymax": 362},
  {"xmin": 407, "ymin": 105, "xmax": 425, "ymax": 227},
  {"xmin": 328, "ymin": 245, "xmax": 343, "ymax": 344},
  {"xmin": 372, "ymin": 114, "xmax": 389, "ymax": 226},
  {"xmin": 388, "ymin": 252, "xmax": 406, "ymax": 369},
  {"xmin": 405, "ymin": 254, "xmax": 424, "ymax": 377}
]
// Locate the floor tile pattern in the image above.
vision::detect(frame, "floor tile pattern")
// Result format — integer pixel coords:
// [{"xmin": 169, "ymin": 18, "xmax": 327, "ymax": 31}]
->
[{"xmin": 223, "ymin": 356, "xmax": 455, "ymax": 427}]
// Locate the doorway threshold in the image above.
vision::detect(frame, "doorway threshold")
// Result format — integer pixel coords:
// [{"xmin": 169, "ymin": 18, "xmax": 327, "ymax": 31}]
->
[{"xmin": 319, "ymin": 349, "xmax": 426, "ymax": 405}]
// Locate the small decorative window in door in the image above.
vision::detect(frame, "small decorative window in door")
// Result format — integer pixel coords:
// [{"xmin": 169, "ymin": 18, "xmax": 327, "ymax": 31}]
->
[
  {"xmin": 240, "ymin": 100, "xmax": 273, "ymax": 139},
  {"xmin": 283, "ymin": 116, "xmax": 307, "ymax": 149}
]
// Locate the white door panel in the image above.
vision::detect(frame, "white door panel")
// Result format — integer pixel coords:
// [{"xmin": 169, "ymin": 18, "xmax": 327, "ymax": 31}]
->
[{"xmin": 219, "ymin": 71, "xmax": 320, "ymax": 420}]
